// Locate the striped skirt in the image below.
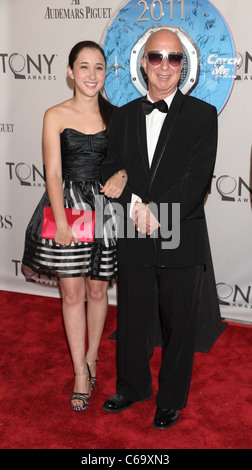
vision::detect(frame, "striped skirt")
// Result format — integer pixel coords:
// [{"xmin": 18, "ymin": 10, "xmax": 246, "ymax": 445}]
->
[{"xmin": 21, "ymin": 180, "xmax": 117, "ymax": 283}]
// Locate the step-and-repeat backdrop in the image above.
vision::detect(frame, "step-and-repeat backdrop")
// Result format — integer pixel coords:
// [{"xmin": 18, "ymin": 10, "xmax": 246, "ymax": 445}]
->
[{"xmin": 0, "ymin": 0, "xmax": 251, "ymax": 322}]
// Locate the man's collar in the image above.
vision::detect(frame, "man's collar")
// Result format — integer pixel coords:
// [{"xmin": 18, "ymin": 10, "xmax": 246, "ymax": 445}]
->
[{"xmin": 146, "ymin": 88, "xmax": 177, "ymax": 108}]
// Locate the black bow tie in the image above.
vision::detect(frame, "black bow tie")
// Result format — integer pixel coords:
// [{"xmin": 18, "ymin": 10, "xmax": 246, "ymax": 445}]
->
[{"xmin": 141, "ymin": 98, "xmax": 168, "ymax": 115}]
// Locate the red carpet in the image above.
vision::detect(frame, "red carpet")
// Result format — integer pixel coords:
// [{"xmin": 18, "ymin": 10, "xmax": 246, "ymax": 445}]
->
[{"xmin": 0, "ymin": 290, "xmax": 251, "ymax": 452}]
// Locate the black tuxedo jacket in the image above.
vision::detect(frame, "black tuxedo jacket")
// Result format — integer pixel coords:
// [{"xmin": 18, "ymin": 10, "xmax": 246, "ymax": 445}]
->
[{"xmin": 101, "ymin": 89, "xmax": 218, "ymax": 268}]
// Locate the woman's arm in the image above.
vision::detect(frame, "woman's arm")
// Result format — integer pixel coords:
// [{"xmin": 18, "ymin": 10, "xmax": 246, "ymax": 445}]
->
[
  {"xmin": 100, "ymin": 169, "xmax": 127, "ymax": 198},
  {"xmin": 42, "ymin": 108, "xmax": 78, "ymax": 245}
]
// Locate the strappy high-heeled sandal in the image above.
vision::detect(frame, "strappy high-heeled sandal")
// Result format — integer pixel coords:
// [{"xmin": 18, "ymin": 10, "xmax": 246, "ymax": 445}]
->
[
  {"xmin": 86, "ymin": 358, "xmax": 98, "ymax": 391},
  {"xmin": 70, "ymin": 370, "xmax": 91, "ymax": 412}
]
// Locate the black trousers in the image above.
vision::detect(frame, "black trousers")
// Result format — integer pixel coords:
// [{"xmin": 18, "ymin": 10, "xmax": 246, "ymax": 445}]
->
[{"xmin": 116, "ymin": 262, "xmax": 204, "ymax": 410}]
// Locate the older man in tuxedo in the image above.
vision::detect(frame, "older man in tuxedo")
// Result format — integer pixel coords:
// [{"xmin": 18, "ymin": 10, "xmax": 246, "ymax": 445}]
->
[{"xmin": 101, "ymin": 29, "xmax": 218, "ymax": 430}]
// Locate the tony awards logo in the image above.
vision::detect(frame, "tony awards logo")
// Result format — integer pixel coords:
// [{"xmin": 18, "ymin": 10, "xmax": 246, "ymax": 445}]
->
[
  {"xmin": 0, "ymin": 52, "xmax": 56, "ymax": 80},
  {"xmin": 6, "ymin": 162, "xmax": 45, "ymax": 187}
]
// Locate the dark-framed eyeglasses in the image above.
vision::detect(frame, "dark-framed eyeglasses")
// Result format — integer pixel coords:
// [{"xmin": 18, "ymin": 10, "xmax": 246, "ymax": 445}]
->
[{"xmin": 143, "ymin": 50, "xmax": 184, "ymax": 67}]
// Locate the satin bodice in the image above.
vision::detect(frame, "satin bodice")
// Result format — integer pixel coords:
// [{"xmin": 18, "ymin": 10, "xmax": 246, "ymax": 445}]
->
[{"xmin": 60, "ymin": 128, "xmax": 107, "ymax": 181}]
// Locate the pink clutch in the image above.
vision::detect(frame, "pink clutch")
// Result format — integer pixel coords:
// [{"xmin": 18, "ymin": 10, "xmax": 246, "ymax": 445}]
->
[{"xmin": 41, "ymin": 206, "xmax": 95, "ymax": 242}]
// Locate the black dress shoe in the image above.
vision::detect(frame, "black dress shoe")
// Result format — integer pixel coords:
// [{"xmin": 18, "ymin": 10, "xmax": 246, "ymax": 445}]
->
[
  {"xmin": 102, "ymin": 393, "xmax": 136, "ymax": 413},
  {"xmin": 153, "ymin": 408, "xmax": 179, "ymax": 430}
]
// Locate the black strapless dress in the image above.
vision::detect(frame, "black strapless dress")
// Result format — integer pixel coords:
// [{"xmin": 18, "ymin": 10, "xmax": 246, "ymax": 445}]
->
[{"xmin": 22, "ymin": 129, "xmax": 117, "ymax": 282}]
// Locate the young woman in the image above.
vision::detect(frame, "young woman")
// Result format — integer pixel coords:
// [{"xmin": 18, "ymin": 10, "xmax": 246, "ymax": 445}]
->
[{"xmin": 22, "ymin": 41, "xmax": 126, "ymax": 411}]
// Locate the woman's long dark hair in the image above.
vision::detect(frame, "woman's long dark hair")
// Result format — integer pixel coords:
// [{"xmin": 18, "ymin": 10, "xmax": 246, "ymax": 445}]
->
[{"xmin": 68, "ymin": 41, "xmax": 115, "ymax": 133}]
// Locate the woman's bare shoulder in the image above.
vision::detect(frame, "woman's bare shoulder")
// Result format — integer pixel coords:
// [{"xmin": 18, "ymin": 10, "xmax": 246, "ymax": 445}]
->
[
  {"xmin": 44, "ymin": 99, "xmax": 73, "ymax": 118},
  {"xmin": 43, "ymin": 99, "xmax": 75, "ymax": 133}
]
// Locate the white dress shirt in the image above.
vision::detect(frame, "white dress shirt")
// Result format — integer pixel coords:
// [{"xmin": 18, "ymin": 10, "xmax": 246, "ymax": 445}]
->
[{"xmin": 130, "ymin": 89, "xmax": 177, "ymax": 215}]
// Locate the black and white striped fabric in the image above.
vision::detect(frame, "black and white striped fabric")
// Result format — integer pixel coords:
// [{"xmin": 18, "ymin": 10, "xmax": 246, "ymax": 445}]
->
[{"xmin": 22, "ymin": 129, "xmax": 117, "ymax": 283}]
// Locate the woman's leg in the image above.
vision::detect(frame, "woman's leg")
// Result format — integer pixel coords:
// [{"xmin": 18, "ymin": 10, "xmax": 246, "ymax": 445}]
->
[
  {"xmin": 60, "ymin": 276, "xmax": 89, "ymax": 405},
  {"xmin": 85, "ymin": 278, "xmax": 109, "ymax": 380}
]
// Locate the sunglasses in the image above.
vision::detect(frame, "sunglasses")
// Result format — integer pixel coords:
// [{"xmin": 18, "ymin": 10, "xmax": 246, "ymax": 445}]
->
[{"xmin": 144, "ymin": 51, "xmax": 184, "ymax": 67}]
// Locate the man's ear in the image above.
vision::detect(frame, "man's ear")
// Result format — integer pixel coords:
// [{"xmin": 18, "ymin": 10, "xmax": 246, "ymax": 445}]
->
[{"xmin": 141, "ymin": 57, "xmax": 147, "ymax": 75}]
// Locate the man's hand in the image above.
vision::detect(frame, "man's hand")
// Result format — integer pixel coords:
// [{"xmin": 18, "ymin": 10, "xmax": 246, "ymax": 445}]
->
[{"xmin": 132, "ymin": 201, "xmax": 160, "ymax": 236}]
